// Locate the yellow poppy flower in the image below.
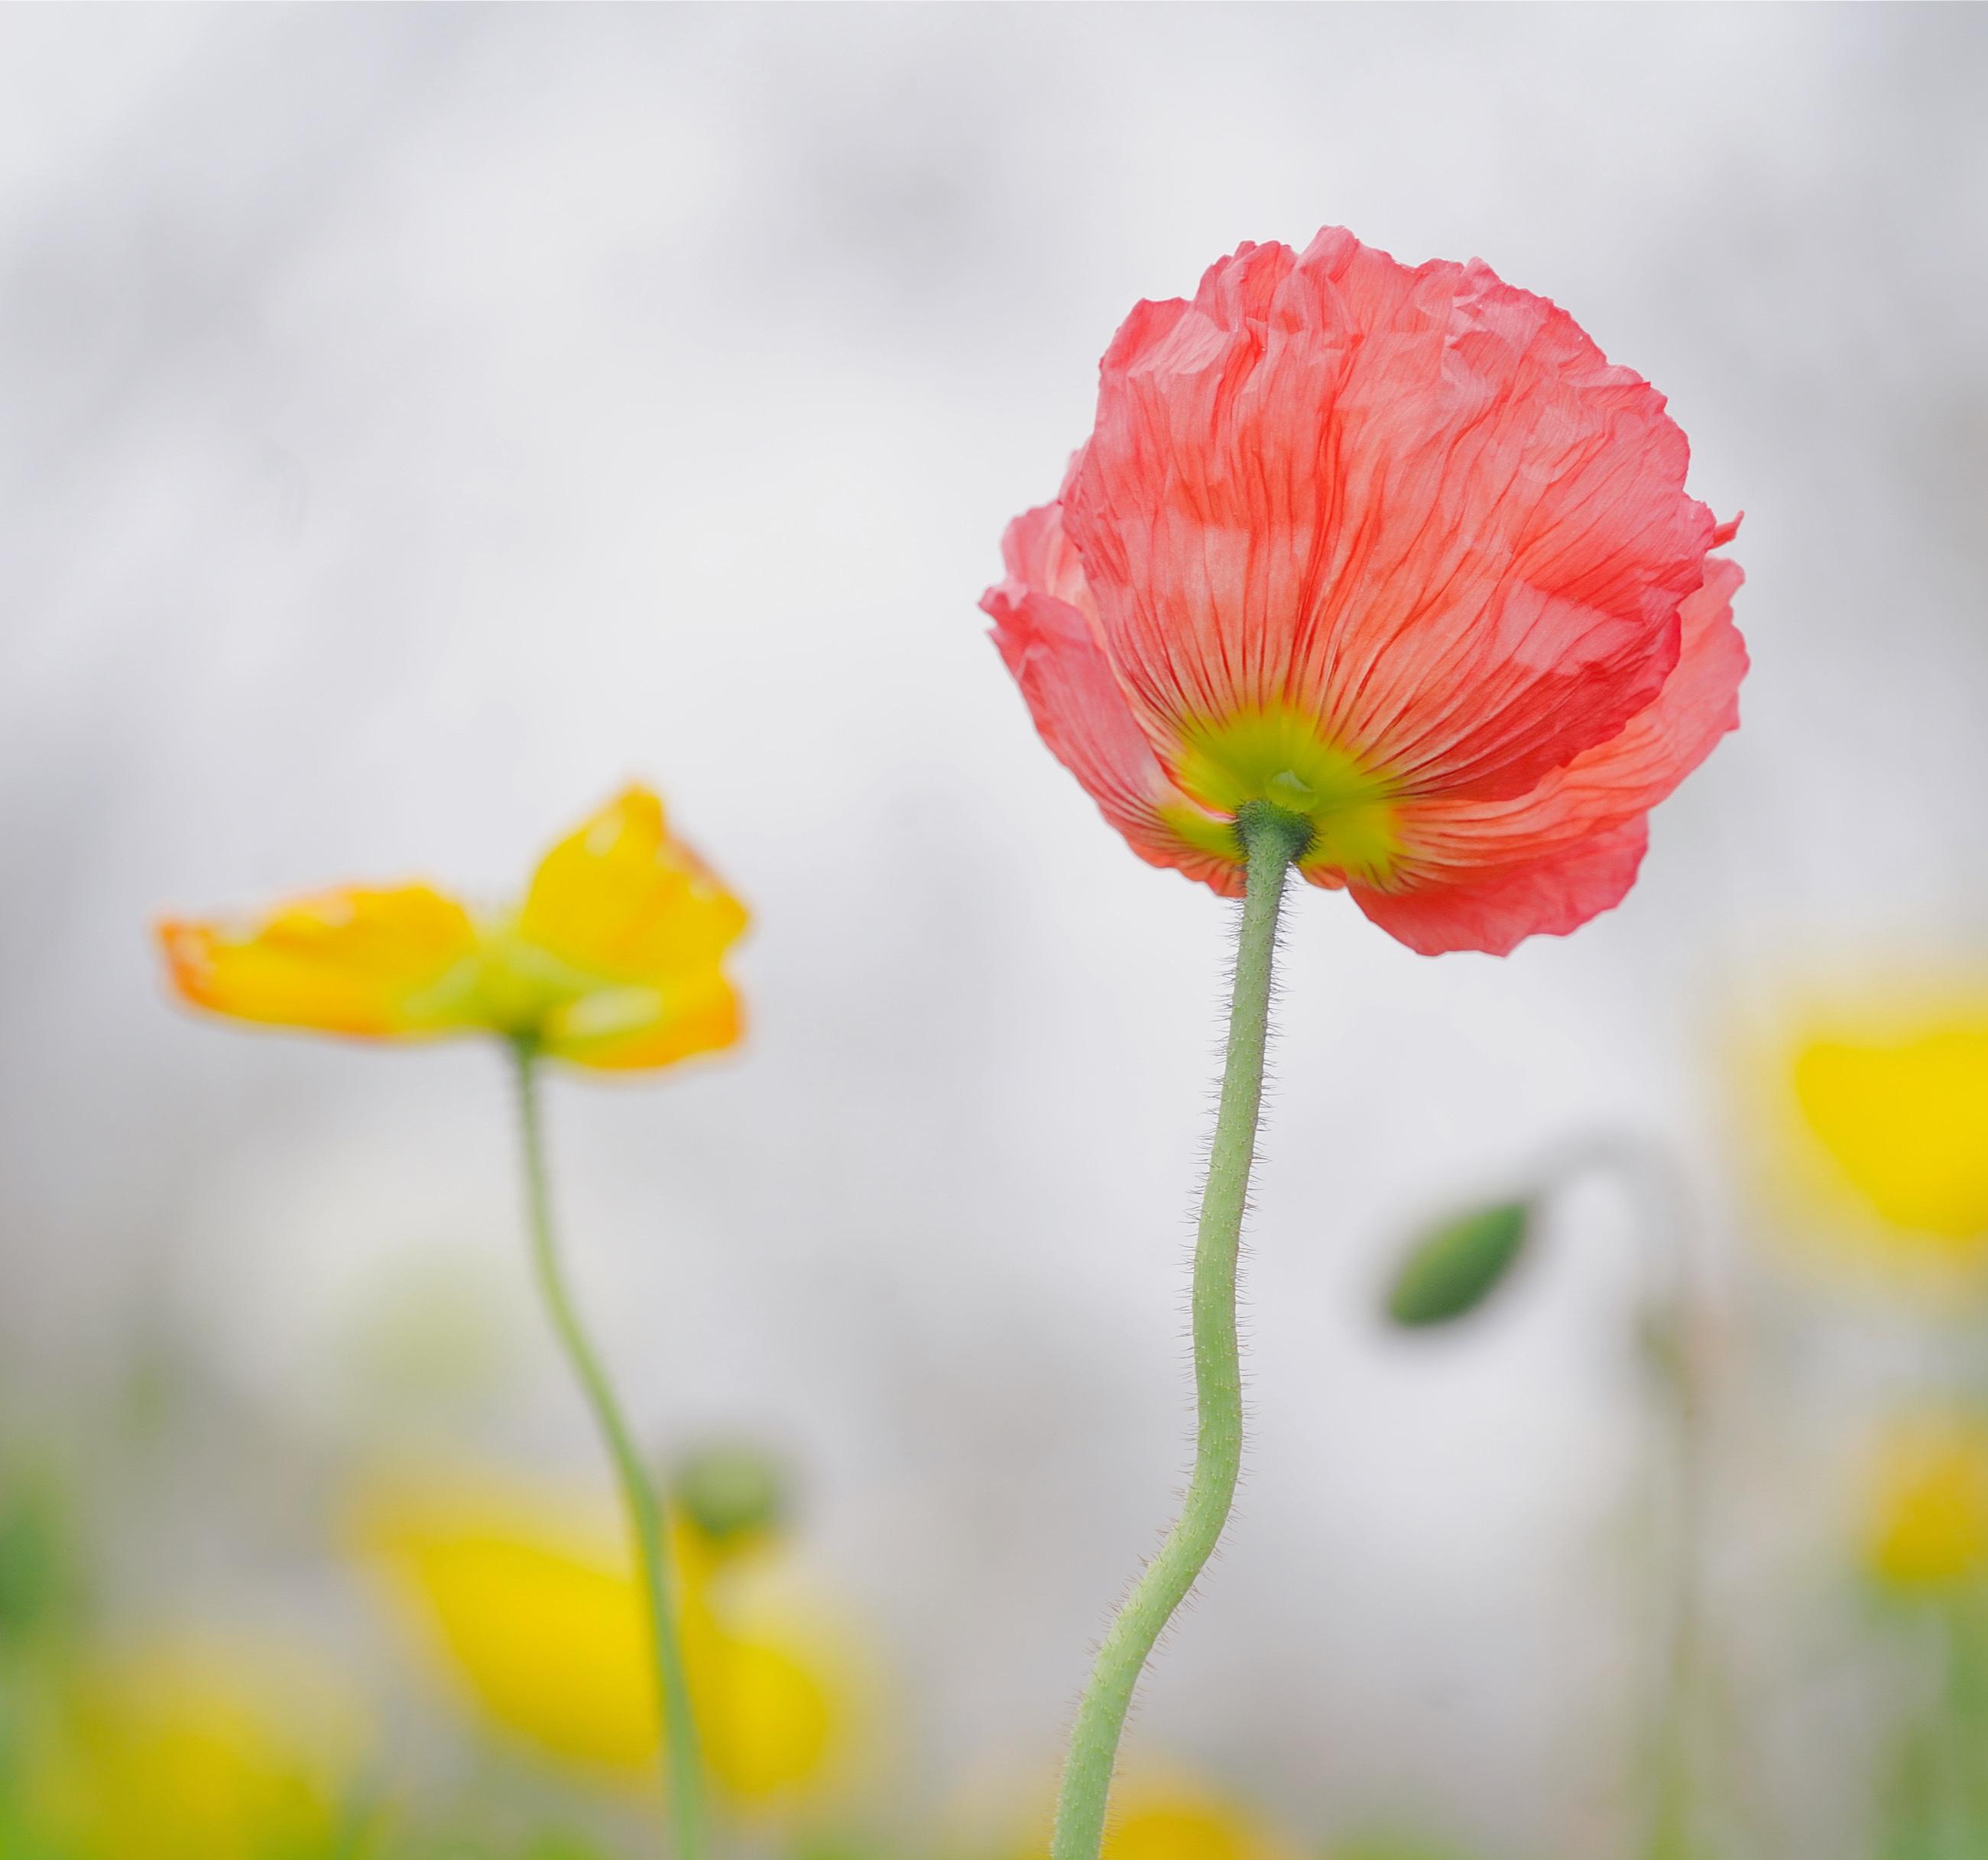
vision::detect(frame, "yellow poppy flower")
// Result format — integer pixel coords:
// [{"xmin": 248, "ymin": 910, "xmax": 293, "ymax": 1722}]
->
[
  {"xmin": 361, "ymin": 1482, "xmax": 848, "ymax": 1811},
  {"xmin": 986, "ymin": 1773, "xmax": 1296, "ymax": 1860},
  {"xmin": 1102, "ymin": 1786, "xmax": 1292, "ymax": 1860},
  {"xmin": 1864, "ymin": 1414, "xmax": 1988, "ymax": 1593},
  {"xmin": 23, "ymin": 1637, "xmax": 362, "ymax": 1860},
  {"xmin": 158, "ymin": 786, "xmax": 747, "ymax": 1070},
  {"xmin": 1795, "ymin": 1022, "xmax": 1988, "ymax": 1243},
  {"xmin": 1732, "ymin": 974, "xmax": 1988, "ymax": 1294}
]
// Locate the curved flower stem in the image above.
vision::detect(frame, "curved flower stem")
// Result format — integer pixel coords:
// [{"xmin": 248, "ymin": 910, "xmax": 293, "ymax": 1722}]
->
[
  {"xmin": 510, "ymin": 1043, "xmax": 709, "ymax": 1860},
  {"xmin": 1051, "ymin": 803, "xmax": 1312, "ymax": 1860}
]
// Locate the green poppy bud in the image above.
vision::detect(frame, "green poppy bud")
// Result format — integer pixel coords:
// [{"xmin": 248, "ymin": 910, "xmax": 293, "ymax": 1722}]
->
[
  {"xmin": 0, "ymin": 1465, "xmax": 77, "ymax": 1645},
  {"xmin": 670, "ymin": 1441, "xmax": 792, "ymax": 1545},
  {"xmin": 1384, "ymin": 1200, "xmax": 1532, "ymax": 1327}
]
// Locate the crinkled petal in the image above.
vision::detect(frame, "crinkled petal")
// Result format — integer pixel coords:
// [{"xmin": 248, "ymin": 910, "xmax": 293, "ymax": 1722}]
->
[
  {"xmin": 158, "ymin": 885, "xmax": 484, "ymax": 1039},
  {"xmin": 1351, "ymin": 817, "xmax": 1648, "ymax": 957},
  {"xmin": 1387, "ymin": 555, "xmax": 1743, "ymax": 872},
  {"xmin": 982, "ymin": 502, "xmax": 1241, "ymax": 892},
  {"xmin": 1341, "ymin": 551, "xmax": 1744, "ymax": 953},
  {"xmin": 1065, "ymin": 228, "xmax": 1715, "ymax": 801},
  {"xmin": 521, "ymin": 787, "xmax": 748, "ymax": 986}
]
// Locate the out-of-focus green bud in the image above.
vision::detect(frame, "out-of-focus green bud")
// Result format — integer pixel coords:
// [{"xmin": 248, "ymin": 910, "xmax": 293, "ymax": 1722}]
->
[
  {"xmin": 1383, "ymin": 1200, "xmax": 1532, "ymax": 1328},
  {"xmin": 0, "ymin": 1465, "xmax": 78, "ymax": 1647},
  {"xmin": 670, "ymin": 1442, "xmax": 792, "ymax": 1546}
]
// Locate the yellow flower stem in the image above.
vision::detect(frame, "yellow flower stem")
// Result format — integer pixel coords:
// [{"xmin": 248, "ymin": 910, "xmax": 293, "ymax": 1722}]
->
[
  {"xmin": 1620, "ymin": 1144, "xmax": 1708, "ymax": 1860},
  {"xmin": 1937, "ymin": 1597, "xmax": 1988, "ymax": 1848},
  {"xmin": 511, "ymin": 1043, "xmax": 709, "ymax": 1860},
  {"xmin": 1542, "ymin": 1137, "xmax": 1708, "ymax": 1860},
  {"xmin": 1051, "ymin": 802, "xmax": 1312, "ymax": 1860}
]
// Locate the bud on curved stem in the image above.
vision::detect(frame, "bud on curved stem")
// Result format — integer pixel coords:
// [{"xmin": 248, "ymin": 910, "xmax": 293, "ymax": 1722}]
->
[{"xmin": 1381, "ymin": 1132, "xmax": 1712, "ymax": 1860}]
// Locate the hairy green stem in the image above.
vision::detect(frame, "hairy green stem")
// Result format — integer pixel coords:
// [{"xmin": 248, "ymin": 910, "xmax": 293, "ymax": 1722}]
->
[
  {"xmin": 1051, "ymin": 803, "xmax": 1311, "ymax": 1860},
  {"xmin": 511, "ymin": 1044, "xmax": 709, "ymax": 1860}
]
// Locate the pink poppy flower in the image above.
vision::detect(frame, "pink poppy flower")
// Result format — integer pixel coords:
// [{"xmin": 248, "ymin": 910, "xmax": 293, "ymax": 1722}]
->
[{"xmin": 982, "ymin": 228, "xmax": 1745, "ymax": 956}]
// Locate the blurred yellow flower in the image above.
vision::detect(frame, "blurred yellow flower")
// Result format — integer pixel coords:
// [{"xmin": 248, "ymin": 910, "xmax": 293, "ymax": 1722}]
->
[
  {"xmin": 1101, "ymin": 1786, "xmax": 1291, "ymax": 1860},
  {"xmin": 1864, "ymin": 1415, "xmax": 1988, "ymax": 1592},
  {"xmin": 983, "ymin": 1773, "xmax": 1294, "ymax": 1860},
  {"xmin": 362, "ymin": 1482, "xmax": 849, "ymax": 1811},
  {"xmin": 158, "ymin": 785, "xmax": 746, "ymax": 1070},
  {"xmin": 1795, "ymin": 1023, "xmax": 1988, "ymax": 1242},
  {"xmin": 1733, "ymin": 975, "xmax": 1988, "ymax": 1294},
  {"xmin": 24, "ymin": 1637, "xmax": 362, "ymax": 1860}
]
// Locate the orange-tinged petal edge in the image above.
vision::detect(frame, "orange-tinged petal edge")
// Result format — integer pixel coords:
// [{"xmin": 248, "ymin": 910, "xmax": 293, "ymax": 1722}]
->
[{"xmin": 157, "ymin": 885, "xmax": 484, "ymax": 1040}]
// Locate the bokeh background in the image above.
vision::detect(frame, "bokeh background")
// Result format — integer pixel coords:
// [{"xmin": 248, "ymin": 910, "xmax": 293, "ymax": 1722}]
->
[{"xmin": 3, "ymin": 5, "xmax": 1987, "ymax": 1858}]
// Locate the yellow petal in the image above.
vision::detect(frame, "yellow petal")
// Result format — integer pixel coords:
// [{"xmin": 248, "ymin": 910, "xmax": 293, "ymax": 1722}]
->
[
  {"xmin": 703, "ymin": 1634, "xmax": 835, "ymax": 1804},
  {"xmin": 364, "ymin": 1485, "xmax": 845, "ymax": 1803},
  {"xmin": 1103, "ymin": 1790, "xmax": 1294, "ymax": 1860},
  {"xmin": 1107, "ymin": 1806, "xmax": 1269, "ymax": 1860},
  {"xmin": 542, "ymin": 966, "xmax": 744, "ymax": 1071},
  {"xmin": 521, "ymin": 787, "xmax": 748, "ymax": 988},
  {"xmin": 158, "ymin": 885, "xmax": 483, "ymax": 1040},
  {"xmin": 993, "ymin": 1776, "xmax": 1296, "ymax": 1860},
  {"xmin": 31, "ymin": 1639, "xmax": 358, "ymax": 1860},
  {"xmin": 1866, "ymin": 1416, "xmax": 1988, "ymax": 1590},
  {"xmin": 390, "ymin": 1520, "xmax": 660, "ymax": 1771},
  {"xmin": 1795, "ymin": 1024, "xmax": 1988, "ymax": 1240}
]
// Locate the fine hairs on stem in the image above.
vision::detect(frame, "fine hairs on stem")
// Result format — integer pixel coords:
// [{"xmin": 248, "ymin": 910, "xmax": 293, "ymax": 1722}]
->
[
  {"xmin": 1049, "ymin": 803, "xmax": 1312, "ymax": 1860},
  {"xmin": 511, "ymin": 1040, "xmax": 710, "ymax": 1860}
]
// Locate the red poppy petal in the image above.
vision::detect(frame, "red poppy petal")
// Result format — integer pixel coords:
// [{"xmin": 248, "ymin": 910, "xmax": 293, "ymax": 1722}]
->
[
  {"xmin": 1339, "ymin": 553, "xmax": 1744, "ymax": 953},
  {"xmin": 1065, "ymin": 229, "xmax": 1714, "ymax": 802},
  {"xmin": 1351, "ymin": 816, "xmax": 1649, "ymax": 957},
  {"xmin": 982, "ymin": 504, "xmax": 1238, "ymax": 891}
]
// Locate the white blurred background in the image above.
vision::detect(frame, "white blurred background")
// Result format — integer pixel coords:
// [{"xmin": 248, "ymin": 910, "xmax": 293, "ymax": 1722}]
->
[{"xmin": 2, "ymin": 6, "xmax": 1985, "ymax": 1855}]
